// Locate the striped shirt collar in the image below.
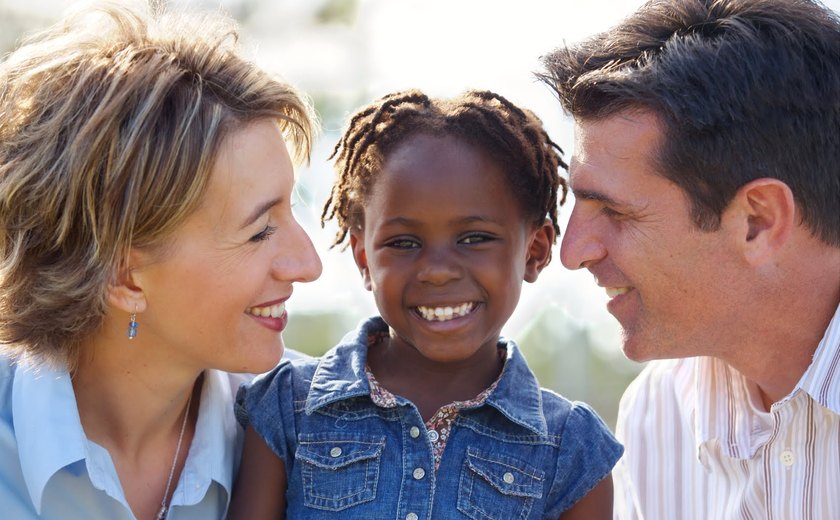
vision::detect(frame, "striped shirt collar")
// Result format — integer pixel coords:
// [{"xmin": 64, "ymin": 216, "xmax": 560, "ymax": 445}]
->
[{"xmin": 690, "ymin": 303, "xmax": 840, "ymax": 462}]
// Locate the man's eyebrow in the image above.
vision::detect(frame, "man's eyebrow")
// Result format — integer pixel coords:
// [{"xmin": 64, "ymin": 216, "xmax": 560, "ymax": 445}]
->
[{"xmin": 571, "ymin": 188, "xmax": 621, "ymax": 206}]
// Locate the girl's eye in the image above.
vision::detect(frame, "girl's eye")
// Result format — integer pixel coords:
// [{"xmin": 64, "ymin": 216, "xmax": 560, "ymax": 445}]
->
[
  {"xmin": 460, "ymin": 233, "xmax": 495, "ymax": 245},
  {"xmin": 249, "ymin": 224, "xmax": 277, "ymax": 242},
  {"xmin": 385, "ymin": 238, "xmax": 419, "ymax": 249}
]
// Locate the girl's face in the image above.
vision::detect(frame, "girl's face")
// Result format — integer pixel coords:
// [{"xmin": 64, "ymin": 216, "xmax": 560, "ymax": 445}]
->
[
  {"xmin": 350, "ymin": 134, "xmax": 553, "ymax": 365},
  {"xmin": 131, "ymin": 119, "xmax": 322, "ymax": 374}
]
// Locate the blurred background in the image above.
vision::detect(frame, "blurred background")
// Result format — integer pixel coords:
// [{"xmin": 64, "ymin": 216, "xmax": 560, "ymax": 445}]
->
[{"xmin": 4, "ymin": 0, "xmax": 838, "ymax": 427}]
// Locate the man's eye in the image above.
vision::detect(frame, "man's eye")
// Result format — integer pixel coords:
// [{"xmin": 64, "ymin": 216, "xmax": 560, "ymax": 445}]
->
[
  {"xmin": 249, "ymin": 224, "xmax": 277, "ymax": 242},
  {"xmin": 601, "ymin": 206, "xmax": 623, "ymax": 218}
]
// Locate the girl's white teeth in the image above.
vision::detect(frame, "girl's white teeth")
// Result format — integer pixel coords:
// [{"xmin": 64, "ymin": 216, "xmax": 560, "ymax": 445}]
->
[
  {"xmin": 416, "ymin": 302, "xmax": 476, "ymax": 322},
  {"xmin": 247, "ymin": 302, "xmax": 285, "ymax": 318},
  {"xmin": 605, "ymin": 287, "xmax": 630, "ymax": 298}
]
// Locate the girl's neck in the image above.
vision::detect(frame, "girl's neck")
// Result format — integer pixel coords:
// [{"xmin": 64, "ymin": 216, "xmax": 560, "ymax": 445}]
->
[{"xmin": 366, "ymin": 334, "xmax": 505, "ymax": 421}]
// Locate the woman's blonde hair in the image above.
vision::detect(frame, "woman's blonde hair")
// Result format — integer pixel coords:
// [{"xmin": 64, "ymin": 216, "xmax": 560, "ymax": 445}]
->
[{"xmin": 0, "ymin": 1, "xmax": 317, "ymax": 368}]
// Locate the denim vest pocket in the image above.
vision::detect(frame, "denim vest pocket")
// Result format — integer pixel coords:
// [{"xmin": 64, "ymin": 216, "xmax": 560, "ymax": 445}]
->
[
  {"xmin": 297, "ymin": 433, "xmax": 386, "ymax": 512},
  {"xmin": 457, "ymin": 447, "xmax": 545, "ymax": 520}
]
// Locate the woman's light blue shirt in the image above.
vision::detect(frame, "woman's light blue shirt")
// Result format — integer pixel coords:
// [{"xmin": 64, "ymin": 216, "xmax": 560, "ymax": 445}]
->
[{"xmin": 0, "ymin": 356, "xmax": 249, "ymax": 519}]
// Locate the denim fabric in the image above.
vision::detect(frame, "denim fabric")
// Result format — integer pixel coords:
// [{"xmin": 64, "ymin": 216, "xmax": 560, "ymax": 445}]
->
[{"xmin": 238, "ymin": 317, "xmax": 623, "ymax": 520}]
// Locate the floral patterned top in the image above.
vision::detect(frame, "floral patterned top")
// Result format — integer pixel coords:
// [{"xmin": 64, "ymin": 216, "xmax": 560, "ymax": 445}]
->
[{"xmin": 364, "ymin": 332, "xmax": 503, "ymax": 471}]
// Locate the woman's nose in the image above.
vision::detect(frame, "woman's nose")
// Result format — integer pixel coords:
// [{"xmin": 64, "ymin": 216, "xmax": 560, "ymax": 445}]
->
[{"xmin": 272, "ymin": 219, "xmax": 322, "ymax": 283}]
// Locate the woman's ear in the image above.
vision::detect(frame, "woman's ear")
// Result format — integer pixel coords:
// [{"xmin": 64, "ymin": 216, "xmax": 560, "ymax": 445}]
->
[
  {"xmin": 730, "ymin": 178, "xmax": 796, "ymax": 266},
  {"xmin": 349, "ymin": 231, "xmax": 373, "ymax": 291},
  {"xmin": 524, "ymin": 219, "xmax": 556, "ymax": 283},
  {"xmin": 106, "ymin": 249, "xmax": 147, "ymax": 313}
]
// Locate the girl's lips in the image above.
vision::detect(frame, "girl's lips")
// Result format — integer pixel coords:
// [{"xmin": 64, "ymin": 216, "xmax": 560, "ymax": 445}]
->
[{"xmin": 414, "ymin": 302, "xmax": 478, "ymax": 322}]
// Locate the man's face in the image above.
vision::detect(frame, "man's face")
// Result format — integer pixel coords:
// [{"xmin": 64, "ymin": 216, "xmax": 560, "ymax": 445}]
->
[{"xmin": 560, "ymin": 110, "xmax": 741, "ymax": 362}]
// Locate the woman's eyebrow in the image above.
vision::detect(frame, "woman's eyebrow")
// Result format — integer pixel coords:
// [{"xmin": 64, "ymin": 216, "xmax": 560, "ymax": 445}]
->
[{"xmin": 240, "ymin": 197, "xmax": 282, "ymax": 229}]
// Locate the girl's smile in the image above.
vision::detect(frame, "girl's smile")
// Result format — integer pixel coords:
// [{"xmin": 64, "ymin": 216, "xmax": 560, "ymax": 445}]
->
[{"xmin": 350, "ymin": 133, "xmax": 553, "ymax": 366}]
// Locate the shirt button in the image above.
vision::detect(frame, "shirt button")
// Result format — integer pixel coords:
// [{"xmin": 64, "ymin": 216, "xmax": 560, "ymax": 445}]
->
[
  {"xmin": 406, "ymin": 514, "xmax": 419, "ymax": 520},
  {"xmin": 503, "ymin": 472, "xmax": 515, "ymax": 484},
  {"xmin": 409, "ymin": 426, "xmax": 421, "ymax": 438},
  {"xmin": 427, "ymin": 429, "xmax": 440, "ymax": 442},
  {"xmin": 780, "ymin": 449, "xmax": 795, "ymax": 466},
  {"xmin": 330, "ymin": 447, "xmax": 342, "ymax": 457},
  {"xmin": 413, "ymin": 467, "xmax": 426, "ymax": 480}
]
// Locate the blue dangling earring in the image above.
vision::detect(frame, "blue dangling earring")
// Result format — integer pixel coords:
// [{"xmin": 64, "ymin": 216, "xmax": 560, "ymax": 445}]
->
[{"xmin": 128, "ymin": 308, "xmax": 138, "ymax": 340}]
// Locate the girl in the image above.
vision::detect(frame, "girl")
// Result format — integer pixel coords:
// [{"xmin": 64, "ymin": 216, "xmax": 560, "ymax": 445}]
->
[{"xmin": 229, "ymin": 90, "xmax": 622, "ymax": 519}]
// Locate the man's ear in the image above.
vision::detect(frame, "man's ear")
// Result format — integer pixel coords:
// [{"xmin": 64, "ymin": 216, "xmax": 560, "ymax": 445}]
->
[
  {"xmin": 524, "ymin": 219, "xmax": 556, "ymax": 283},
  {"xmin": 106, "ymin": 249, "xmax": 147, "ymax": 314},
  {"xmin": 730, "ymin": 178, "xmax": 796, "ymax": 266},
  {"xmin": 349, "ymin": 231, "xmax": 373, "ymax": 291}
]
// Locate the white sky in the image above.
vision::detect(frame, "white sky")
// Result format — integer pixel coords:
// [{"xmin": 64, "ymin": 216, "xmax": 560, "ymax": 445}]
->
[
  {"xmin": 4, "ymin": 0, "xmax": 839, "ymax": 349},
  {"xmin": 284, "ymin": 0, "xmax": 840, "ymax": 347}
]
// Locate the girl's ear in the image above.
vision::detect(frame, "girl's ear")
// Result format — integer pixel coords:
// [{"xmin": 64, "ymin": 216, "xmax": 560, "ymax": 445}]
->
[
  {"xmin": 349, "ymin": 231, "xmax": 373, "ymax": 291},
  {"xmin": 106, "ymin": 249, "xmax": 147, "ymax": 314},
  {"xmin": 524, "ymin": 219, "xmax": 556, "ymax": 283}
]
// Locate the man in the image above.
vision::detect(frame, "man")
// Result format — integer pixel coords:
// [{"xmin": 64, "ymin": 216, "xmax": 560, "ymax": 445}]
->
[{"xmin": 538, "ymin": 0, "xmax": 840, "ymax": 518}]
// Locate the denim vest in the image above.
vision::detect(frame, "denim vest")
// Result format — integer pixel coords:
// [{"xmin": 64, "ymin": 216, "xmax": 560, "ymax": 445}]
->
[{"xmin": 238, "ymin": 317, "xmax": 622, "ymax": 520}]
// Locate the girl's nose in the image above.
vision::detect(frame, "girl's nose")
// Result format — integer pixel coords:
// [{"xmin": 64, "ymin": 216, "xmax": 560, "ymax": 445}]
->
[{"xmin": 416, "ymin": 246, "xmax": 462, "ymax": 285}]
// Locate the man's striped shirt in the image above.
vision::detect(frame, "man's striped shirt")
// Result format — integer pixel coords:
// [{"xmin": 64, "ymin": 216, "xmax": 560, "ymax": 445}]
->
[{"xmin": 614, "ymin": 303, "xmax": 840, "ymax": 519}]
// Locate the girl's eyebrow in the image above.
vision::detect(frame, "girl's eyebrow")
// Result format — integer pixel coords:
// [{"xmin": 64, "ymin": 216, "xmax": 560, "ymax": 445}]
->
[{"xmin": 240, "ymin": 197, "xmax": 281, "ymax": 229}]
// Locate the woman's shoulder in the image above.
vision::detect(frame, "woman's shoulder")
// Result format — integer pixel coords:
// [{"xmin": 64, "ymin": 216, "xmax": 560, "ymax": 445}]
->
[{"xmin": 0, "ymin": 356, "xmax": 14, "ymax": 420}]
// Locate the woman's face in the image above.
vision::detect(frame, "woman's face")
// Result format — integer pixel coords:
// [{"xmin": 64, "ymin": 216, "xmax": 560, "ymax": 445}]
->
[{"xmin": 131, "ymin": 119, "xmax": 322, "ymax": 374}]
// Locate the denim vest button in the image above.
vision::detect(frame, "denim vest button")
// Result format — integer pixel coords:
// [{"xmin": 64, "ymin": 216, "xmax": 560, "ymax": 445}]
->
[
  {"xmin": 330, "ymin": 447, "xmax": 342, "ymax": 457},
  {"xmin": 406, "ymin": 513, "xmax": 419, "ymax": 520},
  {"xmin": 409, "ymin": 426, "xmax": 421, "ymax": 438},
  {"xmin": 427, "ymin": 429, "xmax": 439, "ymax": 442},
  {"xmin": 413, "ymin": 467, "xmax": 426, "ymax": 480},
  {"xmin": 503, "ymin": 472, "xmax": 515, "ymax": 484}
]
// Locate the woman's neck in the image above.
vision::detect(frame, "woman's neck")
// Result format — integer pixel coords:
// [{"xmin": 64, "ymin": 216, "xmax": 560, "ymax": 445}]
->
[{"xmin": 70, "ymin": 326, "xmax": 201, "ymax": 455}]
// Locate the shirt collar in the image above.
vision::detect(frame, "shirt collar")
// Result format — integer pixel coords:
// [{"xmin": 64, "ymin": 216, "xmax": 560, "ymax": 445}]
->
[
  {"xmin": 174, "ymin": 369, "xmax": 244, "ymax": 508},
  {"xmin": 305, "ymin": 316, "xmax": 547, "ymax": 435},
  {"xmin": 12, "ymin": 362, "xmax": 242, "ymax": 513},
  {"xmin": 796, "ymin": 302, "xmax": 840, "ymax": 414},
  {"xmin": 12, "ymin": 360, "xmax": 87, "ymax": 513},
  {"xmin": 690, "ymin": 302, "xmax": 840, "ymax": 462}
]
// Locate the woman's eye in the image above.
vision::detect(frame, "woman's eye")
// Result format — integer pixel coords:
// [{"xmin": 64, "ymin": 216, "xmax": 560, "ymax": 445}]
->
[{"xmin": 249, "ymin": 224, "xmax": 277, "ymax": 242}]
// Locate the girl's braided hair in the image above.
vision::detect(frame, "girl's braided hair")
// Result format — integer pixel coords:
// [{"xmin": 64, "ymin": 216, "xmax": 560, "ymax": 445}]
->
[{"xmin": 322, "ymin": 89, "xmax": 568, "ymax": 248}]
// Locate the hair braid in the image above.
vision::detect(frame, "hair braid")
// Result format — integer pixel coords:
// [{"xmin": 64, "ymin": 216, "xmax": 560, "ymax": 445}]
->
[{"xmin": 324, "ymin": 89, "xmax": 568, "ymax": 249}]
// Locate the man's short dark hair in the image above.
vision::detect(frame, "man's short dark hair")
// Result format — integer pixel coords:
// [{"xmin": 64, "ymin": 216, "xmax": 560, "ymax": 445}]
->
[{"xmin": 539, "ymin": 0, "xmax": 840, "ymax": 246}]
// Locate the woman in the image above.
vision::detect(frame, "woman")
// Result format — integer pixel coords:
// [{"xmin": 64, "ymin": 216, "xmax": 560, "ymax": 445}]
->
[{"xmin": 0, "ymin": 2, "xmax": 322, "ymax": 519}]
